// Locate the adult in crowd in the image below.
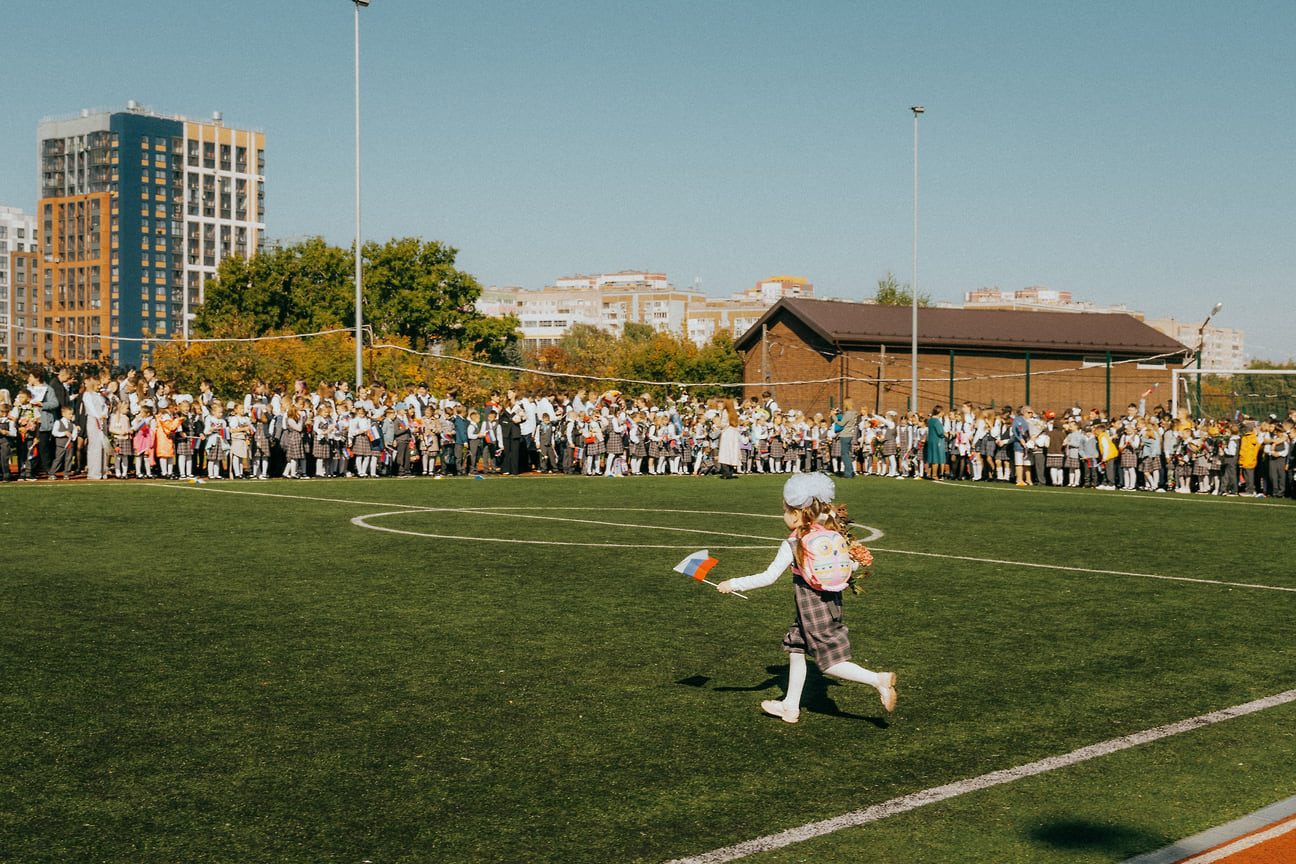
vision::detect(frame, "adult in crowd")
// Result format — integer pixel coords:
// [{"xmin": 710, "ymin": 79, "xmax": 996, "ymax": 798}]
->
[
  {"xmin": 81, "ymin": 368, "xmax": 111, "ymax": 480},
  {"xmin": 836, "ymin": 397, "xmax": 858, "ymax": 479},
  {"xmin": 925, "ymin": 405, "xmax": 947, "ymax": 481}
]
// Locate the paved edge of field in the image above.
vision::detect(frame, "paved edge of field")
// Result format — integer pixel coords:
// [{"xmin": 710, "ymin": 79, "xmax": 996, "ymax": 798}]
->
[{"xmin": 1121, "ymin": 794, "xmax": 1296, "ymax": 864}]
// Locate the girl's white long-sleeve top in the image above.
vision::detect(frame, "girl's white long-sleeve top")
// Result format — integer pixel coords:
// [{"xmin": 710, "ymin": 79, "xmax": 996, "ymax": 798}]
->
[{"xmin": 726, "ymin": 541, "xmax": 794, "ymax": 593}]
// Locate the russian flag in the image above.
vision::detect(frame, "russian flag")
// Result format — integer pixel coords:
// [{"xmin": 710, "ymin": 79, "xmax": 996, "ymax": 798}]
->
[{"xmin": 673, "ymin": 550, "xmax": 718, "ymax": 582}]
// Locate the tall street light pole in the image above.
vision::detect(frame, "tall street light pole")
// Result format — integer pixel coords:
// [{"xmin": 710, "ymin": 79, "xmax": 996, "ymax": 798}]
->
[
  {"xmin": 1195, "ymin": 301, "xmax": 1223, "ymax": 415},
  {"xmin": 353, "ymin": 0, "xmax": 369, "ymax": 389},
  {"xmin": 911, "ymin": 106, "xmax": 924, "ymax": 412}
]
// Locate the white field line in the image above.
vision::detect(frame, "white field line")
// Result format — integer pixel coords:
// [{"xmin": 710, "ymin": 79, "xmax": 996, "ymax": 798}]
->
[
  {"xmin": 149, "ymin": 482, "xmax": 1291, "ymax": 592},
  {"xmin": 870, "ymin": 546, "xmax": 1296, "ymax": 594},
  {"xmin": 351, "ymin": 511, "xmax": 779, "ymax": 549},
  {"xmin": 930, "ymin": 478, "xmax": 1295, "ymax": 508},
  {"xmin": 146, "ymin": 482, "xmax": 792, "ymax": 548},
  {"xmin": 666, "ymin": 689, "xmax": 1296, "ymax": 864}
]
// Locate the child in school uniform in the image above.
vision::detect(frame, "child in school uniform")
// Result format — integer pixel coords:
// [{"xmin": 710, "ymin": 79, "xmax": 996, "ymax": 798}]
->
[
  {"xmin": 419, "ymin": 406, "xmax": 440, "ymax": 475},
  {"xmin": 109, "ymin": 399, "xmax": 133, "ymax": 478},
  {"xmin": 312, "ymin": 402, "xmax": 337, "ymax": 477},
  {"xmin": 50, "ymin": 405, "xmax": 80, "ymax": 480},
  {"xmin": 132, "ymin": 405, "xmax": 157, "ymax": 479},
  {"xmin": 718, "ymin": 473, "xmax": 897, "ymax": 724},
  {"xmin": 349, "ymin": 407, "xmax": 377, "ymax": 478},
  {"xmin": 174, "ymin": 399, "xmax": 197, "ymax": 479},
  {"xmin": 0, "ymin": 399, "xmax": 15, "ymax": 482},
  {"xmin": 227, "ymin": 403, "xmax": 251, "ymax": 479},
  {"xmin": 203, "ymin": 402, "xmax": 228, "ymax": 479},
  {"xmin": 155, "ymin": 404, "xmax": 183, "ymax": 480},
  {"xmin": 535, "ymin": 412, "xmax": 559, "ymax": 474}
]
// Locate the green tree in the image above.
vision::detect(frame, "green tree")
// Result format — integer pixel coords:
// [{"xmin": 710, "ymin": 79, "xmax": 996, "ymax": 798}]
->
[
  {"xmin": 192, "ymin": 236, "xmax": 519, "ymax": 361},
  {"xmin": 361, "ymin": 238, "xmax": 515, "ymax": 354},
  {"xmin": 873, "ymin": 271, "xmax": 930, "ymax": 307},
  {"xmin": 193, "ymin": 237, "xmax": 352, "ymax": 336}
]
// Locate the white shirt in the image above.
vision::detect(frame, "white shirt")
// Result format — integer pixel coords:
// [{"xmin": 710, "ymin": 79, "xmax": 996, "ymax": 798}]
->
[{"xmin": 727, "ymin": 541, "xmax": 795, "ymax": 593}]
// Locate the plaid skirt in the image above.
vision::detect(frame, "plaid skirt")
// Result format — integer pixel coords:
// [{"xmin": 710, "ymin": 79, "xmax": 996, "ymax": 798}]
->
[
  {"xmin": 254, "ymin": 427, "xmax": 272, "ymax": 455},
  {"xmin": 313, "ymin": 436, "xmax": 334, "ymax": 460},
  {"xmin": 585, "ymin": 435, "xmax": 605, "ymax": 456},
  {"xmin": 113, "ymin": 435, "xmax": 134, "ymax": 458},
  {"xmin": 351, "ymin": 435, "xmax": 374, "ymax": 458},
  {"xmin": 649, "ymin": 439, "xmax": 667, "ymax": 460},
  {"xmin": 768, "ymin": 438, "xmax": 785, "ymax": 459},
  {"xmin": 1046, "ymin": 453, "xmax": 1064, "ymax": 468},
  {"xmin": 281, "ymin": 429, "xmax": 306, "ymax": 461},
  {"xmin": 629, "ymin": 438, "xmax": 647, "ymax": 459},
  {"xmin": 1064, "ymin": 455, "xmax": 1080, "ymax": 469},
  {"xmin": 605, "ymin": 432, "xmax": 625, "ymax": 455},
  {"xmin": 783, "ymin": 574, "xmax": 852, "ymax": 668},
  {"xmin": 1120, "ymin": 449, "xmax": 1138, "ymax": 468},
  {"xmin": 175, "ymin": 435, "xmax": 194, "ymax": 458},
  {"xmin": 1139, "ymin": 456, "xmax": 1160, "ymax": 473}
]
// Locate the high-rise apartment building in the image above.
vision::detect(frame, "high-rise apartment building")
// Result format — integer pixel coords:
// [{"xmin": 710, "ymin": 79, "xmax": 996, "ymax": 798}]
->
[
  {"xmin": 36, "ymin": 103, "xmax": 264, "ymax": 366},
  {"xmin": 0, "ymin": 206, "xmax": 40, "ymax": 365}
]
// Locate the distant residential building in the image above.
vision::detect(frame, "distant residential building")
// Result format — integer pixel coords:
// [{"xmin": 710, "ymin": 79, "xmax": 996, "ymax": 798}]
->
[
  {"xmin": 961, "ymin": 286, "xmax": 1243, "ymax": 370},
  {"xmin": 36, "ymin": 103, "xmax": 265, "ymax": 366},
  {"xmin": 0, "ymin": 206, "xmax": 40, "ymax": 365},
  {"xmin": 961, "ymin": 286, "xmax": 1143, "ymax": 316},
  {"xmin": 480, "ymin": 272, "xmax": 809, "ymax": 348},
  {"xmin": 684, "ymin": 276, "xmax": 814, "ymax": 346},
  {"xmin": 740, "ymin": 275, "xmax": 815, "ymax": 304},
  {"xmin": 964, "ymin": 286, "xmax": 1073, "ymax": 307},
  {"xmin": 1145, "ymin": 318, "xmax": 1245, "ymax": 371}
]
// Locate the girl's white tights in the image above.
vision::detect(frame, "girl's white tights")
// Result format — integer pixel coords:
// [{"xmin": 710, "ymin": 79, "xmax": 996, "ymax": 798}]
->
[{"xmin": 781, "ymin": 653, "xmax": 891, "ymax": 714}]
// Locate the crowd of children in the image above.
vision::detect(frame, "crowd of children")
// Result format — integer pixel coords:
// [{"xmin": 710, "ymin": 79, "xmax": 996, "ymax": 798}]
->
[
  {"xmin": 2, "ymin": 366, "xmax": 1293, "ymax": 498},
  {"xmin": 909, "ymin": 400, "xmax": 1295, "ymax": 498}
]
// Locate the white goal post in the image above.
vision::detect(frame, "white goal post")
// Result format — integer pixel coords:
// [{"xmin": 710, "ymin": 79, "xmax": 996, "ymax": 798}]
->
[{"xmin": 1172, "ymin": 367, "xmax": 1296, "ymax": 418}]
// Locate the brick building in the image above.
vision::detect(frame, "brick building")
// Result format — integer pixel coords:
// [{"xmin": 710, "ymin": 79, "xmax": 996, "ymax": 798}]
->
[{"xmin": 736, "ymin": 298, "xmax": 1190, "ymax": 416}]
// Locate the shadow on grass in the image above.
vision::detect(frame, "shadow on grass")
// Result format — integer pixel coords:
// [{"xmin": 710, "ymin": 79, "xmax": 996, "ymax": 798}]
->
[
  {"xmin": 1028, "ymin": 819, "xmax": 1172, "ymax": 858},
  {"xmin": 681, "ymin": 664, "xmax": 890, "ymax": 727}
]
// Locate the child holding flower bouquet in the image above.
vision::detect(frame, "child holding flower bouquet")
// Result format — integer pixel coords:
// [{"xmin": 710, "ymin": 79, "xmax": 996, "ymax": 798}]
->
[{"xmin": 718, "ymin": 472, "xmax": 895, "ymax": 724}]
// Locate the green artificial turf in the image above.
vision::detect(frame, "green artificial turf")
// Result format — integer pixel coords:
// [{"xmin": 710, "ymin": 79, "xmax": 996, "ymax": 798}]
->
[{"xmin": 1, "ymin": 477, "xmax": 1293, "ymax": 863}]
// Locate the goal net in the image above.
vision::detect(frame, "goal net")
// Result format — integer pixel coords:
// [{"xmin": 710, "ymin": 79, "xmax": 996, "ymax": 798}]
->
[{"xmin": 1172, "ymin": 368, "xmax": 1296, "ymax": 421}]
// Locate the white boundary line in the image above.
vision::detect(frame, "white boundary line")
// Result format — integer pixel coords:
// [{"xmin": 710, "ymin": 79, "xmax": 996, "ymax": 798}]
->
[
  {"xmin": 352, "ymin": 507, "xmax": 884, "ymax": 548},
  {"xmin": 351, "ymin": 511, "xmax": 781, "ymax": 549},
  {"xmin": 149, "ymin": 482, "xmax": 1293, "ymax": 593},
  {"xmin": 929, "ymin": 478, "xmax": 1294, "ymax": 508},
  {"xmin": 667, "ymin": 689, "xmax": 1296, "ymax": 864},
  {"xmin": 870, "ymin": 547, "xmax": 1296, "ymax": 594}
]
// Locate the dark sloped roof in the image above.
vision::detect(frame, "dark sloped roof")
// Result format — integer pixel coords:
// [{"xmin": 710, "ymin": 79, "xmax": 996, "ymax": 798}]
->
[{"xmin": 736, "ymin": 298, "xmax": 1190, "ymax": 358}]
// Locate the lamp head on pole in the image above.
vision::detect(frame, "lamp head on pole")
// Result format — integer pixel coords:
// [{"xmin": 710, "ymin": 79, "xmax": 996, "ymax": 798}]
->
[
  {"xmin": 354, "ymin": 0, "xmax": 370, "ymax": 6},
  {"xmin": 911, "ymin": 106, "xmax": 925, "ymax": 116}
]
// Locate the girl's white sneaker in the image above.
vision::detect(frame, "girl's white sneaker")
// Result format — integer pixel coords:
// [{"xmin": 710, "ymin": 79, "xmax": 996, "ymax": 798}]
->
[{"xmin": 761, "ymin": 699, "xmax": 800, "ymax": 724}]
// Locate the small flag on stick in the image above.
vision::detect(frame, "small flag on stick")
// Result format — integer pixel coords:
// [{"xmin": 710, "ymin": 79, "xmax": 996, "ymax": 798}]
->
[{"xmin": 673, "ymin": 550, "xmax": 748, "ymax": 599}]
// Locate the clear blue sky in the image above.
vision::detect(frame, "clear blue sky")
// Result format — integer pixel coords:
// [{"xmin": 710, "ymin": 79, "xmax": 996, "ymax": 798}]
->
[{"xmin": 5, "ymin": 0, "xmax": 1293, "ymax": 360}]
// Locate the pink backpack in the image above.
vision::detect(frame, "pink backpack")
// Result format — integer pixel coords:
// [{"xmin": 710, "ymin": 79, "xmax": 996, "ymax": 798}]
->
[{"xmin": 790, "ymin": 525, "xmax": 856, "ymax": 592}]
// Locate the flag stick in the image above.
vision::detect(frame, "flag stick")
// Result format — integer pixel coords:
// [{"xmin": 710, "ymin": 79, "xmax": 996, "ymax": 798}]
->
[{"xmin": 699, "ymin": 578, "xmax": 748, "ymax": 600}]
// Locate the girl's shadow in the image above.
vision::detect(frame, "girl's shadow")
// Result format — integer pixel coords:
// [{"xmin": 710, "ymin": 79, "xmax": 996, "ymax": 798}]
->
[{"xmin": 682, "ymin": 664, "xmax": 890, "ymax": 728}]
